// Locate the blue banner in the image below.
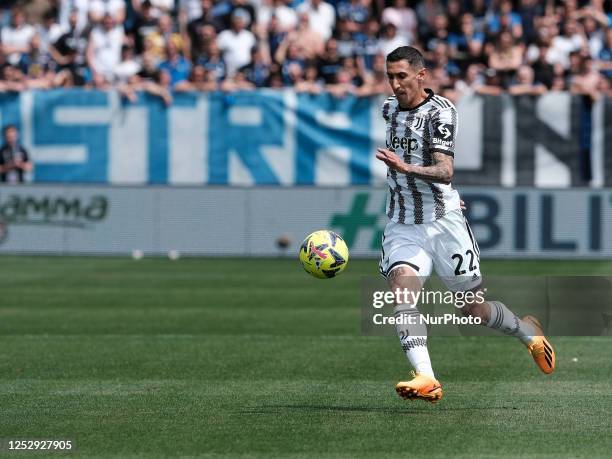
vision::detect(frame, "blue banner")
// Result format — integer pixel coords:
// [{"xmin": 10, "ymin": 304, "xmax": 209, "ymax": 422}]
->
[{"xmin": 0, "ymin": 90, "xmax": 609, "ymax": 187}]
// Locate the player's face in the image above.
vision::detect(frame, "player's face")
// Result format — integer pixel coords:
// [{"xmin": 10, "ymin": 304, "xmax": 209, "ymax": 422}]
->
[{"xmin": 386, "ymin": 60, "xmax": 426, "ymax": 108}]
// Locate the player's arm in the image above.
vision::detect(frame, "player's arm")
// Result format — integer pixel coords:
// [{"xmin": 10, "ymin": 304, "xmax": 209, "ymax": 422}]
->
[
  {"xmin": 376, "ymin": 148, "xmax": 453, "ymax": 184},
  {"xmin": 404, "ymin": 152, "xmax": 453, "ymax": 184}
]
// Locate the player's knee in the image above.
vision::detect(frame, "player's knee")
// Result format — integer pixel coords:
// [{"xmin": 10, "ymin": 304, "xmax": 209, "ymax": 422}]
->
[
  {"xmin": 387, "ymin": 265, "xmax": 420, "ymax": 291},
  {"xmin": 458, "ymin": 292, "xmax": 487, "ymax": 319},
  {"xmin": 460, "ymin": 301, "xmax": 487, "ymax": 320}
]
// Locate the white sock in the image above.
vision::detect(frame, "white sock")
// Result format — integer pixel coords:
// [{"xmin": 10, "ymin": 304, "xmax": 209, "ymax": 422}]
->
[
  {"xmin": 393, "ymin": 304, "xmax": 435, "ymax": 378},
  {"xmin": 487, "ymin": 300, "xmax": 536, "ymax": 345}
]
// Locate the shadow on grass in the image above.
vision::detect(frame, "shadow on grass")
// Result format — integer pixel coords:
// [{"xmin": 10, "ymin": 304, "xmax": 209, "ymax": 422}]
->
[{"xmin": 239, "ymin": 404, "xmax": 518, "ymax": 414}]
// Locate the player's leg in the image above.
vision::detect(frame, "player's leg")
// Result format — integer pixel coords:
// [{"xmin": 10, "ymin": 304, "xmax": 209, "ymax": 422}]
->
[
  {"xmin": 386, "ymin": 265, "xmax": 433, "ymax": 378},
  {"xmin": 380, "ymin": 221, "xmax": 442, "ymax": 402},
  {"xmin": 462, "ymin": 294, "xmax": 555, "ymax": 373},
  {"xmin": 387, "ymin": 265, "xmax": 443, "ymax": 402},
  {"xmin": 431, "ymin": 210, "xmax": 556, "ymax": 374}
]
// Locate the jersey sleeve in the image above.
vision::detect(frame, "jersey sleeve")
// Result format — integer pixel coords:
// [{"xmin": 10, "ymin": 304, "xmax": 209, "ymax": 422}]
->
[
  {"xmin": 381, "ymin": 97, "xmax": 394, "ymax": 122},
  {"xmin": 429, "ymin": 105, "xmax": 458, "ymax": 157}
]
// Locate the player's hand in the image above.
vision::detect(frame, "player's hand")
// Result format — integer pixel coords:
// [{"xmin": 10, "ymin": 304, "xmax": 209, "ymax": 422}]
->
[
  {"xmin": 376, "ymin": 148, "xmax": 407, "ymax": 173},
  {"xmin": 460, "ymin": 199, "xmax": 466, "ymax": 211}
]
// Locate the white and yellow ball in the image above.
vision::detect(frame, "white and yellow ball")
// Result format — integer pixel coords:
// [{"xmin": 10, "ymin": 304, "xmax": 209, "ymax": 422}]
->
[{"xmin": 299, "ymin": 230, "xmax": 349, "ymax": 279}]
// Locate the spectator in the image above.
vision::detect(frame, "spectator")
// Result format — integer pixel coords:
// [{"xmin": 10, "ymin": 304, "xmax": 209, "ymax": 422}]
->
[
  {"xmin": 294, "ymin": 64, "xmax": 323, "ymax": 93},
  {"xmin": 58, "ymin": 0, "xmax": 89, "ymax": 35},
  {"xmin": 36, "ymin": 9, "xmax": 65, "ymax": 60},
  {"xmin": 517, "ymin": 0, "xmax": 543, "ymax": 45},
  {"xmin": 597, "ymin": 27, "xmax": 612, "ymax": 79},
  {"xmin": 549, "ymin": 19, "xmax": 586, "ymax": 69},
  {"xmin": 286, "ymin": 12, "xmax": 324, "ymax": 61},
  {"xmin": 147, "ymin": 14, "xmax": 187, "ymax": 61},
  {"xmin": 90, "ymin": 0, "xmax": 126, "ymax": 25},
  {"xmin": 87, "ymin": 14, "xmax": 124, "ymax": 84},
  {"xmin": 180, "ymin": 0, "xmax": 205, "ymax": 23},
  {"xmin": 132, "ymin": 0, "xmax": 174, "ymax": 17},
  {"xmin": 0, "ymin": 0, "xmax": 605, "ymax": 99},
  {"xmin": 317, "ymin": 38, "xmax": 343, "ymax": 84},
  {"xmin": 278, "ymin": 41, "xmax": 305, "ymax": 84},
  {"xmin": 266, "ymin": 71, "xmax": 284, "ymax": 88},
  {"xmin": 191, "ymin": 23, "xmax": 216, "ymax": 60},
  {"xmin": 454, "ymin": 63, "xmax": 485, "ymax": 96},
  {"xmin": 357, "ymin": 18, "xmax": 381, "ymax": 72},
  {"xmin": 430, "ymin": 41, "xmax": 460, "ymax": 77},
  {"xmin": 327, "ymin": 68, "xmax": 357, "ymax": 97},
  {"xmin": 136, "ymin": 51, "xmax": 161, "ymax": 82},
  {"xmin": 379, "ymin": 21, "xmax": 405, "ymax": 58},
  {"xmin": 49, "ymin": 9, "xmax": 90, "ymax": 87},
  {"xmin": 358, "ymin": 53, "xmax": 391, "ymax": 96},
  {"xmin": 217, "ymin": 8, "xmax": 255, "ymax": 76},
  {"xmin": 0, "ymin": 65, "xmax": 27, "ymax": 92},
  {"xmin": 415, "ymin": 0, "xmax": 444, "ymax": 41},
  {"xmin": 488, "ymin": 31, "xmax": 523, "ymax": 87},
  {"xmin": 337, "ymin": 0, "xmax": 370, "ymax": 32},
  {"xmin": 508, "ymin": 65, "xmax": 547, "ymax": 95},
  {"xmin": 197, "ymin": 40, "xmax": 227, "ymax": 82},
  {"xmin": 1, "ymin": 7, "xmax": 36, "ymax": 65},
  {"xmin": 334, "ymin": 18, "xmax": 358, "ymax": 58},
  {"xmin": 175, "ymin": 64, "xmax": 218, "ymax": 91},
  {"xmin": 297, "ymin": 0, "xmax": 336, "ymax": 41},
  {"xmin": 341, "ymin": 55, "xmax": 365, "ymax": 87},
  {"xmin": 20, "ymin": 34, "xmax": 53, "ymax": 87},
  {"xmin": 469, "ymin": 0, "xmax": 488, "ymax": 35},
  {"xmin": 449, "ymin": 13, "xmax": 484, "ymax": 66},
  {"xmin": 445, "ymin": 0, "xmax": 462, "ymax": 35},
  {"xmin": 188, "ymin": 0, "xmax": 222, "ymax": 50},
  {"xmin": 264, "ymin": 14, "xmax": 287, "ymax": 62},
  {"xmin": 529, "ymin": 42, "xmax": 556, "ymax": 89},
  {"xmin": 159, "ymin": 41, "xmax": 192, "ymax": 87},
  {"xmin": 0, "ymin": 125, "xmax": 33, "ymax": 184},
  {"xmin": 130, "ymin": 0, "xmax": 159, "ymax": 55},
  {"xmin": 220, "ymin": 0, "xmax": 257, "ymax": 32},
  {"xmin": 115, "ymin": 44, "xmax": 142, "ymax": 83},
  {"xmin": 240, "ymin": 46, "xmax": 271, "ymax": 87},
  {"xmin": 382, "ymin": 0, "xmax": 416, "ymax": 44},
  {"xmin": 257, "ymin": 0, "xmax": 297, "ymax": 32},
  {"xmin": 581, "ymin": 15, "xmax": 605, "ymax": 59},
  {"xmin": 571, "ymin": 54, "xmax": 603, "ymax": 101},
  {"xmin": 283, "ymin": 61, "xmax": 305, "ymax": 86},
  {"xmin": 486, "ymin": 0, "xmax": 522, "ymax": 40},
  {"xmin": 423, "ymin": 13, "xmax": 449, "ymax": 53},
  {"xmin": 220, "ymin": 67, "xmax": 255, "ymax": 91},
  {"xmin": 479, "ymin": 68, "xmax": 504, "ymax": 95}
]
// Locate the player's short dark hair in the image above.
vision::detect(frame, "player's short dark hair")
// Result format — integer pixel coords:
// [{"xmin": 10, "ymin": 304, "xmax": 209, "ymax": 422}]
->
[{"xmin": 386, "ymin": 46, "xmax": 426, "ymax": 70}]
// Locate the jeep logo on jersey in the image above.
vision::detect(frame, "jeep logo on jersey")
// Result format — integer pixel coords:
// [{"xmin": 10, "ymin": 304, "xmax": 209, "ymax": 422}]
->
[
  {"xmin": 432, "ymin": 123, "xmax": 454, "ymax": 147},
  {"xmin": 386, "ymin": 135, "xmax": 418, "ymax": 151}
]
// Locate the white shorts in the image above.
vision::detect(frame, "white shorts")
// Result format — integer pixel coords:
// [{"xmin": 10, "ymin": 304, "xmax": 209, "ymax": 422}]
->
[{"xmin": 379, "ymin": 210, "xmax": 482, "ymax": 292}]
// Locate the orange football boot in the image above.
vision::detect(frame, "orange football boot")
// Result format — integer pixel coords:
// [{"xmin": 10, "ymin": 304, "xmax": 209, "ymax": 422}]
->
[
  {"xmin": 523, "ymin": 315, "xmax": 556, "ymax": 374},
  {"xmin": 395, "ymin": 372, "xmax": 443, "ymax": 403}
]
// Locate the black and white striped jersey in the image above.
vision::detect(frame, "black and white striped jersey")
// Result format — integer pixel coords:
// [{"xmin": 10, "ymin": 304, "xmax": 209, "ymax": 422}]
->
[{"xmin": 382, "ymin": 88, "xmax": 461, "ymax": 225}]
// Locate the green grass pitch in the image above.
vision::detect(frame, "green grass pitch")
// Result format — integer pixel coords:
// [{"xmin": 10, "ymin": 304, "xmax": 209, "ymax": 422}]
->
[{"xmin": 0, "ymin": 256, "xmax": 611, "ymax": 458}]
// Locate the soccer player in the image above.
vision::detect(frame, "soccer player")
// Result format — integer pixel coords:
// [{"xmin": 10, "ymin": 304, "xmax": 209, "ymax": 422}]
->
[{"xmin": 376, "ymin": 46, "xmax": 555, "ymax": 403}]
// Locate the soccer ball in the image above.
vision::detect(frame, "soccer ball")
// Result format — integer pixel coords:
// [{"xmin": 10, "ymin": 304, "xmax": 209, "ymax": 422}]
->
[{"xmin": 299, "ymin": 230, "xmax": 349, "ymax": 279}]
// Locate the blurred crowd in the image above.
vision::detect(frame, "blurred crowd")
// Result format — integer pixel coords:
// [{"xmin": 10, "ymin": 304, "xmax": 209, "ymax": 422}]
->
[{"xmin": 0, "ymin": 0, "xmax": 610, "ymax": 102}]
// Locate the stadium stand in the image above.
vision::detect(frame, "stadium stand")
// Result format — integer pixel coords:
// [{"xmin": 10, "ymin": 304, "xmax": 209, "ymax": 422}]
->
[{"xmin": 0, "ymin": 0, "xmax": 608, "ymax": 100}]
